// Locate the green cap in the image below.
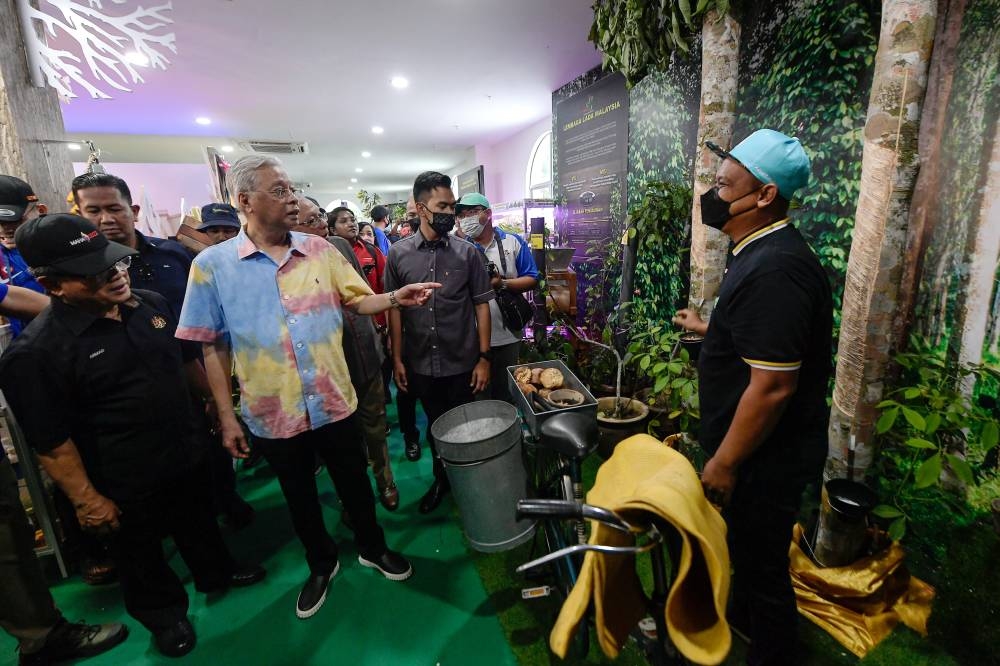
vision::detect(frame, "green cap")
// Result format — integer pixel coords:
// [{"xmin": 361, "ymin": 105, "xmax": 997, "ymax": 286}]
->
[{"xmin": 455, "ymin": 192, "xmax": 490, "ymax": 211}]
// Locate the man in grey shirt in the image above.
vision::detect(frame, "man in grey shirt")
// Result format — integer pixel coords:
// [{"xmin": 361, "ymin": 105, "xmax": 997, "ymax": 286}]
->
[{"xmin": 385, "ymin": 171, "xmax": 493, "ymax": 514}]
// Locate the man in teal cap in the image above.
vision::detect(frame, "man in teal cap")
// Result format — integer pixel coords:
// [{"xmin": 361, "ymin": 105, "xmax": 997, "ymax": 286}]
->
[
  {"xmin": 455, "ymin": 192, "xmax": 540, "ymax": 403},
  {"xmin": 673, "ymin": 129, "xmax": 833, "ymax": 664}
]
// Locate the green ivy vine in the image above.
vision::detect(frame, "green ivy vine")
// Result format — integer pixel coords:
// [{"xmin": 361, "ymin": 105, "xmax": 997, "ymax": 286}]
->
[{"xmin": 589, "ymin": 0, "xmax": 729, "ymax": 87}]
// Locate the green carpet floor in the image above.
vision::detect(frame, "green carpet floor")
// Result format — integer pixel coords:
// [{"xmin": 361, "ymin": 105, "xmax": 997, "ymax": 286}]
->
[{"xmin": 0, "ymin": 400, "xmax": 516, "ymax": 666}]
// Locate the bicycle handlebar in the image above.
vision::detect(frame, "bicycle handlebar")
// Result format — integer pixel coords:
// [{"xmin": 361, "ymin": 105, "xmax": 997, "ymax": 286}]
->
[{"xmin": 516, "ymin": 499, "xmax": 582, "ymax": 521}]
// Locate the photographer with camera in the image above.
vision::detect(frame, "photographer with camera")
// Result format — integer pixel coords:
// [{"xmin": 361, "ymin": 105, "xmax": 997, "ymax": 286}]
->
[{"xmin": 455, "ymin": 193, "xmax": 540, "ymax": 403}]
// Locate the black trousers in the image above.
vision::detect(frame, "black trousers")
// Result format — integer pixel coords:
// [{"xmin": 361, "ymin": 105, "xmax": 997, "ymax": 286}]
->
[
  {"xmin": 726, "ymin": 468, "xmax": 810, "ymax": 666},
  {"xmin": 407, "ymin": 370, "xmax": 474, "ymax": 482},
  {"xmin": 396, "ymin": 386, "xmax": 419, "ymax": 442},
  {"xmin": 253, "ymin": 416, "xmax": 386, "ymax": 575},
  {"xmin": 111, "ymin": 462, "xmax": 235, "ymax": 632},
  {"xmin": 0, "ymin": 458, "xmax": 61, "ymax": 649}
]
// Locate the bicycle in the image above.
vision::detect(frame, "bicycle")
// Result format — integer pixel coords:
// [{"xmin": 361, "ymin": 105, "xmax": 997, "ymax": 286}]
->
[
  {"xmin": 518, "ymin": 410, "xmax": 598, "ymax": 658},
  {"xmin": 516, "ymin": 496, "xmax": 692, "ymax": 666}
]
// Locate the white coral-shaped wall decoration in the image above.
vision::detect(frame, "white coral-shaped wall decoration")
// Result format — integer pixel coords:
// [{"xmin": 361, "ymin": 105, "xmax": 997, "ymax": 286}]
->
[{"xmin": 17, "ymin": 0, "xmax": 176, "ymax": 99}]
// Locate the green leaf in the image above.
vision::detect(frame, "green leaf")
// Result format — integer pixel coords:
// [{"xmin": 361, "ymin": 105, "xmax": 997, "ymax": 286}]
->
[
  {"xmin": 668, "ymin": 409, "xmax": 682, "ymax": 419},
  {"xmin": 925, "ymin": 412, "xmax": 941, "ymax": 434},
  {"xmin": 654, "ymin": 375, "xmax": 669, "ymax": 393},
  {"xmin": 876, "ymin": 407, "xmax": 899, "ymax": 434},
  {"xmin": 901, "ymin": 407, "xmax": 926, "ymax": 432},
  {"xmin": 946, "ymin": 455, "xmax": 974, "ymax": 486},
  {"xmin": 888, "ymin": 517, "xmax": 906, "ymax": 541},
  {"xmin": 904, "ymin": 438, "xmax": 937, "ymax": 450},
  {"xmin": 652, "ymin": 362, "xmax": 667, "ymax": 374},
  {"xmin": 904, "ymin": 387, "xmax": 921, "ymax": 399},
  {"xmin": 876, "ymin": 399, "xmax": 898, "ymax": 408},
  {"xmin": 981, "ymin": 421, "xmax": 999, "ymax": 451},
  {"xmin": 914, "ymin": 453, "xmax": 942, "ymax": 489},
  {"xmin": 678, "ymin": 0, "xmax": 692, "ymax": 26},
  {"xmin": 872, "ymin": 504, "xmax": 904, "ymax": 519},
  {"xmin": 640, "ymin": 355, "xmax": 651, "ymax": 370}
]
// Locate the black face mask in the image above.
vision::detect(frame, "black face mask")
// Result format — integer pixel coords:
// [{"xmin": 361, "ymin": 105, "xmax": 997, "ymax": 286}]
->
[
  {"xmin": 427, "ymin": 211, "xmax": 456, "ymax": 236},
  {"xmin": 700, "ymin": 186, "xmax": 758, "ymax": 230}
]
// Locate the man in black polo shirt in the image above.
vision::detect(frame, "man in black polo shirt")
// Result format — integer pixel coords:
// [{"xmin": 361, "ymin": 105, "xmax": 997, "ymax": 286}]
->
[
  {"xmin": 673, "ymin": 130, "xmax": 832, "ymax": 665},
  {"xmin": 0, "ymin": 214, "xmax": 265, "ymax": 658},
  {"xmin": 385, "ymin": 171, "xmax": 494, "ymax": 513}
]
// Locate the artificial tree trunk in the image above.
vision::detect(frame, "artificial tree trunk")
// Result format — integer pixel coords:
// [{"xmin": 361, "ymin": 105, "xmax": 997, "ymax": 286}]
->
[
  {"xmin": 823, "ymin": 0, "xmax": 938, "ymax": 486},
  {"xmin": 688, "ymin": 9, "xmax": 740, "ymax": 321}
]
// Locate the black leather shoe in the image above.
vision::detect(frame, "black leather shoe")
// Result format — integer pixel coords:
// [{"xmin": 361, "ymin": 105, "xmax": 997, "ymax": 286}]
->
[
  {"xmin": 154, "ymin": 619, "xmax": 196, "ymax": 658},
  {"xmin": 296, "ymin": 562, "xmax": 339, "ymax": 619},
  {"xmin": 418, "ymin": 479, "xmax": 450, "ymax": 514},
  {"xmin": 358, "ymin": 550, "xmax": 413, "ymax": 581},
  {"xmin": 229, "ymin": 563, "xmax": 266, "ymax": 588},
  {"xmin": 19, "ymin": 619, "xmax": 128, "ymax": 665},
  {"xmin": 404, "ymin": 437, "xmax": 421, "ymax": 461}
]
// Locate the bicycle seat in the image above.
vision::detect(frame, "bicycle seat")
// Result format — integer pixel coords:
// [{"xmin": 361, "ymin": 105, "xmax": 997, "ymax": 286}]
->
[{"xmin": 539, "ymin": 412, "xmax": 598, "ymax": 460}]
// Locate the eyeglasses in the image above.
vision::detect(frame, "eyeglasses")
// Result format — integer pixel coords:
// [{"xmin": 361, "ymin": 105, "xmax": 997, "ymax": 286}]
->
[
  {"xmin": 78, "ymin": 256, "xmax": 132, "ymax": 287},
  {"xmin": 252, "ymin": 186, "xmax": 303, "ymax": 201}
]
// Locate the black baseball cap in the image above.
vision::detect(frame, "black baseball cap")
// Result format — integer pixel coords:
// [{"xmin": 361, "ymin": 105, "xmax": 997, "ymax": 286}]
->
[
  {"xmin": 15, "ymin": 213, "xmax": 136, "ymax": 275},
  {"xmin": 0, "ymin": 175, "xmax": 39, "ymax": 222}
]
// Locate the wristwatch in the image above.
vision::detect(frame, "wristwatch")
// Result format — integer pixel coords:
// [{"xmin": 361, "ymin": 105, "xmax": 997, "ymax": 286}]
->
[
  {"xmin": 479, "ymin": 350, "xmax": 493, "ymax": 362},
  {"xmin": 499, "ymin": 278, "xmax": 509, "ymax": 291},
  {"xmin": 388, "ymin": 290, "xmax": 399, "ymax": 308}
]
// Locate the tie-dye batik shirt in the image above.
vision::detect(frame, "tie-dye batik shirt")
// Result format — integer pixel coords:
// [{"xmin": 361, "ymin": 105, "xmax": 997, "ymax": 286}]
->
[{"xmin": 176, "ymin": 229, "xmax": 373, "ymax": 439}]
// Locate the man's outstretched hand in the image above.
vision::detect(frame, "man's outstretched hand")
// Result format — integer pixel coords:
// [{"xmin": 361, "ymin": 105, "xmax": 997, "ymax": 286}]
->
[{"xmin": 394, "ymin": 282, "xmax": 442, "ymax": 307}]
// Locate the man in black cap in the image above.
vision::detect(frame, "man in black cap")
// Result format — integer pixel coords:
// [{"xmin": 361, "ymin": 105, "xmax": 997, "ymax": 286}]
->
[
  {"xmin": 0, "ymin": 175, "xmax": 49, "ymax": 337},
  {"xmin": 0, "ymin": 214, "xmax": 265, "ymax": 658},
  {"xmin": 0, "ymin": 281, "xmax": 126, "ymax": 666},
  {"xmin": 197, "ymin": 203, "xmax": 241, "ymax": 245}
]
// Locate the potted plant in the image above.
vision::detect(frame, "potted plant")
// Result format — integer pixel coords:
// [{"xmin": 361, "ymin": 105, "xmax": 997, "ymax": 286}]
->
[
  {"xmin": 627, "ymin": 325, "xmax": 700, "ymax": 439},
  {"xmin": 561, "ymin": 321, "xmax": 649, "ymax": 458}
]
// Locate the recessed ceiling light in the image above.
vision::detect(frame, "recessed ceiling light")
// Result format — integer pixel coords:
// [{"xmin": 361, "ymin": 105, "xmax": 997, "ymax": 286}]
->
[
  {"xmin": 67, "ymin": 142, "xmax": 81, "ymax": 150},
  {"xmin": 195, "ymin": 116, "xmax": 212, "ymax": 125},
  {"xmin": 350, "ymin": 178, "xmax": 358, "ymax": 183},
  {"xmin": 371, "ymin": 126, "xmax": 384, "ymax": 135},
  {"xmin": 124, "ymin": 51, "xmax": 150, "ymax": 66},
  {"xmin": 355, "ymin": 168, "xmax": 363, "ymax": 173},
  {"xmin": 390, "ymin": 76, "xmax": 409, "ymax": 89},
  {"xmin": 361, "ymin": 151, "xmax": 371, "ymax": 158},
  {"xmin": 220, "ymin": 145, "xmax": 234, "ymax": 153},
  {"xmin": 347, "ymin": 186, "xmax": 354, "ymax": 191}
]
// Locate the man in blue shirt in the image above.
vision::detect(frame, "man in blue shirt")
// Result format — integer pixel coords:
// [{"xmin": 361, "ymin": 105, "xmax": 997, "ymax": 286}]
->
[
  {"xmin": 456, "ymin": 193, "xmax": 540, "ymax": 403},
  {"xmin": 368, "ymin": 205, "xmax": 392, "ymax": 256},
  {"xmin": 0, "ymin": 175, "xmax": 48, "ymax": 337}
]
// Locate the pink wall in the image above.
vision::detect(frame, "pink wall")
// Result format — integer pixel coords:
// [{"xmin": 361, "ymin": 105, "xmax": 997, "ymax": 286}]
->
[
  {"xmin": 475, "ymin": 117, "xmax": 551, "ymax": 205},
  {"xmin": 72, "ymin": 162, "xmax": 215, "ymax": 217}
]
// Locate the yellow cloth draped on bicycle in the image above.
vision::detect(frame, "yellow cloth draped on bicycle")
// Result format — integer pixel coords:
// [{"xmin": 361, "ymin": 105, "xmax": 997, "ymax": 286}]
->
[{"xmin": 549, "ymin": 435, "xmax": 731, "ymax": 665}]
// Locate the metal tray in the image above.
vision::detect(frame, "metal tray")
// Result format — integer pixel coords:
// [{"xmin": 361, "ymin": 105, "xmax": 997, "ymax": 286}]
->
[{"xmin": 507, "ymin": 359, "xmax": 597, "ymax": 438}]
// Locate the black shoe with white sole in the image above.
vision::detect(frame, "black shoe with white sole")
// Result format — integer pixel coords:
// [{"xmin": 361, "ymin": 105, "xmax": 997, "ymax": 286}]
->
[
  {"xmin": 358, "ymin": 550, "xmax": 413, "ymax": 581},
  {"xmin": 295, "ymin": 562, "xmax": 339, "ymax": 619}
]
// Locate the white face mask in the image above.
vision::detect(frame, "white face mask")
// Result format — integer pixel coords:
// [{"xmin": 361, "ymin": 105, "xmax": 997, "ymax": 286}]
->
[{"xmin": 460, "ymin": 214, "xmax": 485, "ymax": 239}]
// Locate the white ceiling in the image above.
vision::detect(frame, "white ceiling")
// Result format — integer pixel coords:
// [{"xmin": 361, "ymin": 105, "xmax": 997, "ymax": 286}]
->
[{"xmin": 58, "ymin": 0, "xmax": 601, "ymax": 201}]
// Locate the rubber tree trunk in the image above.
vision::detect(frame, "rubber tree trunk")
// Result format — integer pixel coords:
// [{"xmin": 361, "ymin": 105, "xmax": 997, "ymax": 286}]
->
[
  {"xmin": 824, "ymin": 0, "xmax": 938, "ymax": 486},
  {"xmin": 688, "ymin": 10, "xmax": 740, "ymax": 320},
  {"xmin": 890, "ymin": 0, "xmax": 966, "ymax": 356},
  {"xmin": 955, "ymin": 119, "xmax": 1000, "ymax": 391}
]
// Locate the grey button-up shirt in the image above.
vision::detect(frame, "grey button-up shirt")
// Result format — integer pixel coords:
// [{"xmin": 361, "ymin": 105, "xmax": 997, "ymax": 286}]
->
[{"xmin": 385, "ymin": 229, "xmax": 494, "ymax": 377}]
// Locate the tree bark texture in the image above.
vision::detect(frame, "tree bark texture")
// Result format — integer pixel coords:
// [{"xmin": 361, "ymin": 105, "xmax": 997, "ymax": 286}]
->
[
  {"xmin": 955, "ymin": 119, "xmax": 1000, "ymax": 382},
  {"xmin": 688, "ymin": 10, "xmax": 740, "ymax": 320},
  {"xmin": 826, "ymin": 0, "xmax": 938, "ymax": 481},
  {"xmin": 890, "ymin": 0, "xmax": 966, "ymax": 356},
  {"xmin": 0, "ymin": 0, "xmax": 73, "ymax": 213}
]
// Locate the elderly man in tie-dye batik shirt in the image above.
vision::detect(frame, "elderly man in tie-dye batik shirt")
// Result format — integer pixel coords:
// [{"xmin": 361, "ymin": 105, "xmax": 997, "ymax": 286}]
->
[{"xmin": 176, "ymin": 156, "xmax": 439, "ymax": 621}]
